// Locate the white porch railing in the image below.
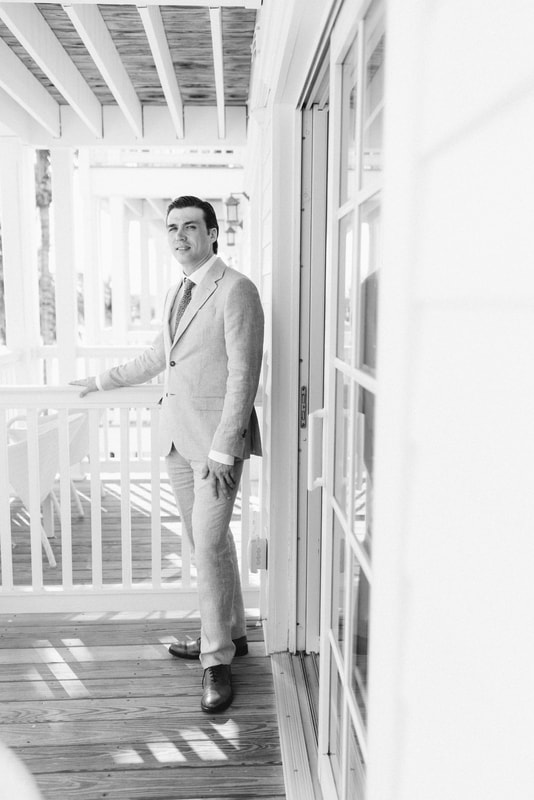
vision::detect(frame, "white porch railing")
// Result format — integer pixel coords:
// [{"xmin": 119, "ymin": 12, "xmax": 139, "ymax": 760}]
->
[
  {"xmin": 0, "ymin": 344, "xmax": 161, "ymax": 387},
  {"xmin": 0, "ymin": 385, "xmax": 261, "ymax": 613},
  {"xmin": 0, "ymin": 349, "xmax": 22, "ymax": 385}
]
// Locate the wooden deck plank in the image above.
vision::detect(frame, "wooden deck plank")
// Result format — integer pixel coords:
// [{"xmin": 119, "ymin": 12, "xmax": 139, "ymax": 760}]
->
[
  {"xmin": 0, "ymin": 658, "xmax": 271, "ymax": 684},
  {"xmin": 0, "ymin": 641, "xmax": 266, "ymax": 664},
  {"xmin": 0, "ymin": 621, "xmax": 265, "ymax": 645},
  {"xmin": 1, "ymin": 717, "xmax": 280, "ymax": 747},
  {"xmin": 9, "ymin": 736, "xmax": 283, "ymax": 773},
  {"xmin": 0, "ymin": 672, "xmax": 276, "ymax": 701},
  {"xmin": 0, "ymin": 693, "xmax": 278, "ymax": 725},
  {"xmin": 34, "ymin": 766, "xmax": 286, "ymax": 799}
]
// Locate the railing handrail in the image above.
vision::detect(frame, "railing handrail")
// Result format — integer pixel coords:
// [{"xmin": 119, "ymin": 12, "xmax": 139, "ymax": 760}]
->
[
  {"xmin": 0, "ymin": 385, "xmax": 162, "ymax": 408},
  {"xmin": 0, "ymin": 348, "xmax": 20, "ymax": 365},
  {"xmin": 75, "ymin": 345, "xmax": 152, "ymax": 357}
]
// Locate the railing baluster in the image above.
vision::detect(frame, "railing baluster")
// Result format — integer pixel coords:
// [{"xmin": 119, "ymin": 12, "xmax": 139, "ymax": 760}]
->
[
  {"xmin": 241, "ymin": 459, "xmax": 251, "ymax": 588},
  {"xmin": 136, "ymin": 408, "xmax": 143, "ymax": 459},
  {"xmin": 102, "ymin": 406, "xmax": 110, "ymax": 465},
  {"xmin": 58, "ymin": 408, "xmax": 73, "ymax": 588},
  {"xmin": 89, "ymin": 409, "xmax": 103, "ymax": 588},
  {"xmin": 150, "ymin": 409, "xmax": 161, "ymax": 589},
  {"xmin": 26, "ymin": 410, "xmax": 44, "ymax": 588},
  {"xmin": 0, "ymin": 409, "xmax": 13, "ymax": 589},
  {"xmin": 120, "ymin": 407, "xmax": 132, "ymax": 588}
]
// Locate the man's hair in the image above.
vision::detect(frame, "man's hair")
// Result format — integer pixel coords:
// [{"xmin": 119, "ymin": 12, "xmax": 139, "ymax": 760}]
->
[{"xmin": 166, "ymin": 195, "xmax": 219, "ymax": 254}]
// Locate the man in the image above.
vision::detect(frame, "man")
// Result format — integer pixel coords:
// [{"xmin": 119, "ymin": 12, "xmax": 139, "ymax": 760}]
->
[{"xmin": 72, "ymin": 195, "xmax": 264, "ymax": 712}]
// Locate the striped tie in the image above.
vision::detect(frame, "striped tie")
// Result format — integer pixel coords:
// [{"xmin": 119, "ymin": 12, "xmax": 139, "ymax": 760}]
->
[{"xmin": 172, "ymin": 278, "xmax": 193, "ymax": 337}]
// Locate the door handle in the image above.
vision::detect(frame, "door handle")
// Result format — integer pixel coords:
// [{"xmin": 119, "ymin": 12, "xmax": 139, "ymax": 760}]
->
[{"xmin": 307, "ymin": 408, "xmax": 325, "ymax": 491}]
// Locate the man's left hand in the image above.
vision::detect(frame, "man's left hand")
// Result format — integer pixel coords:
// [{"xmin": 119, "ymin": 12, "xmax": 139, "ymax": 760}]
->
[{"xmin": 201, "ymin": 458, "xmax": 237, "ymax": 500}]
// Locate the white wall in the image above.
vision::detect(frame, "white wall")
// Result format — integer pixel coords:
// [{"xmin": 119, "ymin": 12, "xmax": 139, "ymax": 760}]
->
[{"xmin": 369, "ymin": 3, "xmax": 534, "ymax": 798}]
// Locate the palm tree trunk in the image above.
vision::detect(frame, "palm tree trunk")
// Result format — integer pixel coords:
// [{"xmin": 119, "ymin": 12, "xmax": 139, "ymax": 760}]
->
[{"xmin": 35, "ymin": 150, "xmax": 55, "ymax": 349}]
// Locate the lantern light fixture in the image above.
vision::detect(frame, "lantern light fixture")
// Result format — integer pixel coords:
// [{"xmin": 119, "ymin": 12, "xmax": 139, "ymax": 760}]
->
[
  {"xmin": 223, "ymin": 192, "xmax": 249, "ymax": 226},
  {"xmin": 225, "ymin": 225, "xmax": 236, "ymax": 247}
]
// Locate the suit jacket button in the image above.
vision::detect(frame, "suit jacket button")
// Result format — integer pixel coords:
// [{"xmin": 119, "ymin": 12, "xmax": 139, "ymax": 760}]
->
[
  {"xmin": 242, "ymin": 429, "xmax": 247, "ymax": 438},
  {"xmin": 170, "ymin": 360, "xmax": 176, "ymax": 367}
]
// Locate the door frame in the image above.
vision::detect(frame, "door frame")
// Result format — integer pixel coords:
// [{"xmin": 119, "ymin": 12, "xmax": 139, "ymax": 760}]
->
[{"xmin": 296, "ymin": 103, "xmax": 329, "ymax": 654}]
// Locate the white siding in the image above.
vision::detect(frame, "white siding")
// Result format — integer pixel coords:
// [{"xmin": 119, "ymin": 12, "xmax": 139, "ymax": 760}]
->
[{"xmin": 368, "ymin": 3, "xmax": 534, "ymax": 799}]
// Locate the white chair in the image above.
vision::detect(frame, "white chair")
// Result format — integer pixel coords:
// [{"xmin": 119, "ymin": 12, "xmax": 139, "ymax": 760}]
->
[{"xmin": 7, "ymin": 412, "xmax": 90, "ymax": 567}]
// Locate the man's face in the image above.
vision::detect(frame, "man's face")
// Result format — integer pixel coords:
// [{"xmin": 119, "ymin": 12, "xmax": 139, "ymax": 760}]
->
[{"xmin": 166, "ymin": 206, "xmax": 217, "ymax": 273}]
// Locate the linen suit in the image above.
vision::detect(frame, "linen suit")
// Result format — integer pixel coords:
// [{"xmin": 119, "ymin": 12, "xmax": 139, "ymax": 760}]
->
[{"xmin": 97, "ymin": 257, "xmax": 264, "ymax": 666}]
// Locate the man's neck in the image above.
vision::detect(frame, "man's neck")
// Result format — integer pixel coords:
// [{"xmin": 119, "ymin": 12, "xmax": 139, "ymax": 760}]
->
[{"xmin": 182, "ymin": 251, "xmax": 215, "ymax": 277}]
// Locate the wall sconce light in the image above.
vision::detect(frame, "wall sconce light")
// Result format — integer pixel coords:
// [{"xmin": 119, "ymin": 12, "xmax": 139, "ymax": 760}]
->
[
  {"xmin": 225, "ymin": 226, "xmax": 236, "ymax": 246},
  {"xmin": 223, "ymin": 192, "xmax": 249, "ymax": 226},
  {"xmin": 224, "ymin": 195, "xmax": 240, "ymax": 224}
]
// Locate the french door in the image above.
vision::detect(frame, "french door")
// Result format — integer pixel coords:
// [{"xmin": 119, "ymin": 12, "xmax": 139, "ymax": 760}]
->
[{"xmin": 309, "ymin": 1, "xmax": 385, "ymax": 797}]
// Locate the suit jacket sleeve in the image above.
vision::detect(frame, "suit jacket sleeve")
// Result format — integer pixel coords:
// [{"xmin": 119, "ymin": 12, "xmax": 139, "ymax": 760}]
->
[
  {"xmin": 211, "ymin": 277, "xmax": 264, "ymax": 458},
  {"xmin": 98, "ymin": 329, "xmax": 167, "ymax": 390}
]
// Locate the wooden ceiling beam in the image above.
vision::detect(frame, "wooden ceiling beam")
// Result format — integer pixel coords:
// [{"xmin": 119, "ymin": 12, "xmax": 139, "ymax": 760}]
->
[
  {"xmin": 145, "ymin": 198, "xmax": 168, "ymax": 220},
  {"xmin": 0, "ymin": 2, "xmax": 102, "ymax": 137},
  {"xmin": 90, "ymin": 165, "xmax": 245, "ymax": 199},
  {"xmin": 138, "ymin": 5, "xmax": 184, "ymax": 138},
  {"xmin": 8, "ymin": 1, "xmax": 263, "ymax": 7},
  {"xmin": 124, "ymin": 197, "xmax": 144, "ymax": 216},
  {"xmin": 0, "ymin": 36, "xmax": 60, "ymax": 137},
  {"xmin": 19, "ymin": 104, "xmax": 247, "ymax": 147},
  {"xmin": 209, "ymin": 7, "xmax": 226, "ymax": 139},
  {"xmin": 63, "ymin": 3, "xmax": 143, "ymax": 138}
]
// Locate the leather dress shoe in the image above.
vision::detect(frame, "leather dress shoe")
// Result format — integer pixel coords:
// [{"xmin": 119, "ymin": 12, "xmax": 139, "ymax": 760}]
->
[
  {"xmin": 201, "ymin": 664, "xmax": 233, "ymax": 712},
  {"xmin": 168, "ymin": 634, "xmax": 248, "ymax": 660}
]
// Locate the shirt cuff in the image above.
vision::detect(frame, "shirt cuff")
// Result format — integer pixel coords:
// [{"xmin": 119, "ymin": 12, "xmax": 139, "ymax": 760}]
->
[
  {"xmin": 209, "ymin": 449, "xmax": 235, "ymax": 466},
  {"xmin": 95, "ymin": 375, "xmax": 103, "ymax": 391}
]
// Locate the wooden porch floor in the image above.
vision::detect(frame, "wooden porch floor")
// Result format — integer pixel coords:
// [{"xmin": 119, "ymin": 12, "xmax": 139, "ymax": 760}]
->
[{"xmin": 0, "ymin": 612, "xmax": 286, "ymax": 800}]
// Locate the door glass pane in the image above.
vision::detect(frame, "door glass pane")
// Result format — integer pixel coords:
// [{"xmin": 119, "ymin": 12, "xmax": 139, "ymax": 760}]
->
[
  {"xmin": 329, "ymin": 652, "xmax": 344, "ymax": 794},
  {"xmin": 340, "ymin": 39, "xmax": 358, "ymax": 204},
  {"xmin": 358, "ymin": 195, "xmax": 381, "ymax": 375},
  {"xmin": 362, "ymin": 14, "xmax": 385, "ymax": 185},
  {"xmin": 334, "ymin": 371, "xmax": 351, "ymax": 514},
  {"xmin": 331, "ymin": 513, "xmax": 346, "ymax": 647},
  {"xmin": 350, "ymin": 550, "xmax": 370, "ymax": 725},
  {"xmin": 337, "ymin": 212, "xmax": 355, "ymax": 363},
  {"xmin": 355, "ymin": 387, "xmax": 374, "ymax": 555},
  {"xmin": 347, "ymin": 716, "xmax": 366, "ymax": 798}
]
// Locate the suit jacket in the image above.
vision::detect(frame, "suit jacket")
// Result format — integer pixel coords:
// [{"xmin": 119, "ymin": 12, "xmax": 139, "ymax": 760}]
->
[{"xmin": 98, "ymin": 258, "xmax": 264, "ymax": 461}]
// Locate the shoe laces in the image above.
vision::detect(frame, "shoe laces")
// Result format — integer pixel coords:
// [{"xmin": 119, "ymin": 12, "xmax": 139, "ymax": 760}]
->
[{"xmin": 204, "ymin": 665, "xmax": 228, "ymax": 685}]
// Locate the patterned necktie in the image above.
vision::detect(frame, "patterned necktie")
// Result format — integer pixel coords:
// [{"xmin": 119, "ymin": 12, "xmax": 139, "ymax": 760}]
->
[{"xmin": 172, "ymin": 277, "xmax": 193, "ymax": 337}]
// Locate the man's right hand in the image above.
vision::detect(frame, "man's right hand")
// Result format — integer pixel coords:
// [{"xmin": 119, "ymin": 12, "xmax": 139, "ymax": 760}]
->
[{"xmin": 69, "ymin": 377, "xmax": 98, "ymax": 398}]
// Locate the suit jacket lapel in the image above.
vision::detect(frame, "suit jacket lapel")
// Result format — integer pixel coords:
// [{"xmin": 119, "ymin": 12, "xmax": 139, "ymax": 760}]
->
[
  {"xmin": 172, "ymin": 259, "xmax": 226, "ymax": 346},
  {"xmin": 164, "ymin": 282, "xmax": 180, "ymax": 353}
]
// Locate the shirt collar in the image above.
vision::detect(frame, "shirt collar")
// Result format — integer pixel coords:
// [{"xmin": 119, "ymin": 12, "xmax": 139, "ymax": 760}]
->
[{"xmin": 181, "ymin": 253, "xmax": 218, "ymax": 287}]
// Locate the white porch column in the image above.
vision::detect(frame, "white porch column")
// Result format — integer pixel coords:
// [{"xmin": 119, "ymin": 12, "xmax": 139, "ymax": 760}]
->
[
  {"xmin": 50, "ymin": 148, "xmax": 78, "ymax": 382},
  {"xmin": 151, "ymin": 218, "xmax": 169, "ymax": 317},
  {"xmin": 139, "ymin": 214, "xmax": 151, "ymax": 328},
  {"xmin": 77, "ymin": 150, "xmax": 102, "ymax": 346},
  {"xmin": 109, "ymin": 196, "xmax": 129, "ymax": 342},
  {"xmin": 0, "ymin": 137, "xmax": 40, "ymax": 382}
]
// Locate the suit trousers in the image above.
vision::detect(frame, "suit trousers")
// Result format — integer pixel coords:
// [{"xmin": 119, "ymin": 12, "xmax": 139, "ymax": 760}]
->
[{"xmin": 166, "ymin": 445, "xmax": 247, "ymax": 667}]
